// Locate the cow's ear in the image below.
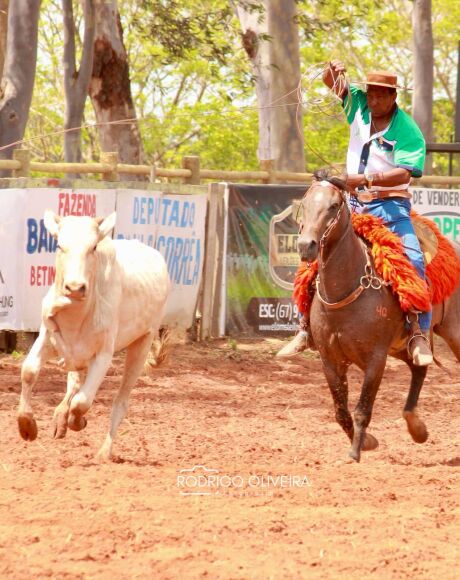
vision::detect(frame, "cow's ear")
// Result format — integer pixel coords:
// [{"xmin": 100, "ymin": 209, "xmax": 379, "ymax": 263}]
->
[
  {"xmin": 97, "ymin": 212, "xmax": 117, "ymax": 239},
  {"xmin": 44, "ymin": 210, "xmax": 61, "ymax": 239}
]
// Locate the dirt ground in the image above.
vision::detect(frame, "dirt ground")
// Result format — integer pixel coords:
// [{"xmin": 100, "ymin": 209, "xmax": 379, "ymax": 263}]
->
[{"xmin": 0, "ymin": 336, "xmax": 459, "ymax": 579}]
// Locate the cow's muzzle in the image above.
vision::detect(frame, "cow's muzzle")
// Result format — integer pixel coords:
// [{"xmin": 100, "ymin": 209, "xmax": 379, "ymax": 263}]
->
[{"xmin": 64, "ymin": 283, "xmax": 87, "ymax": 300}]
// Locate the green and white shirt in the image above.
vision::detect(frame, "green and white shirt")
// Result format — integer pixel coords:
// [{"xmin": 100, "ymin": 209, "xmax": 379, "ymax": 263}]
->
[{"xmin": 342, "ymin": 86, "xmax": 426, "ymax": 192}]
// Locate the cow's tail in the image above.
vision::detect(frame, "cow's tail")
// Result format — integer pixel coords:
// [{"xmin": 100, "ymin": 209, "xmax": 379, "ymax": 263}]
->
[{"xmin": 144, "ymin": 327, "xmax": 171, "ymax": 372}]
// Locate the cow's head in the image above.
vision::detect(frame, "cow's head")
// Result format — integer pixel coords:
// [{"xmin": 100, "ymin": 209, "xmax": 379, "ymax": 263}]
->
[{"xmin": 44, "ymin": 211, "xmax": 117, "ymax": 300}]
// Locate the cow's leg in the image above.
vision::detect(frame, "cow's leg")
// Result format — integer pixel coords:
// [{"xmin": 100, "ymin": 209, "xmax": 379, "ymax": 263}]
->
[
  {"xmin": 349, "ymin": 359, "xmax": 386, "ymax": 462},
  {"xmin": 51, "ymin": 370, "xmax": 85, "ymax": 438},
  {"xmin": 18, "ymin": 327, "xmax": 54, "ymax": 441},
  {"xmin": 403, "ymin": 362, "xmax": 428, "ymax": 443},
  {"xmin": 97, "ymin": 332, "xmax": 153, "ymax": 461},
  {"xmin": 68, "ymin": 351, "xmax": 113, "ymax": 431}
]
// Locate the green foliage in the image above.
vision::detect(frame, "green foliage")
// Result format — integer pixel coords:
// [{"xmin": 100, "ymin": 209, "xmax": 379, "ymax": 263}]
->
[{"xmin": 25, "ymin": 0, "xmax": 459, "ymax": 174}]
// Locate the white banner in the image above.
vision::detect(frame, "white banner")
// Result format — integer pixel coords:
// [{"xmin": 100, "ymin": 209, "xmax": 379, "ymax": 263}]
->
[
  {"xmin": 410, "ymin": 187, "xmax": 460, "ymax": 243},
  {"xmin": 0, "ymin": 189, "xmax": 27, "ymax": 329},
  {"xmin": 19, "ymin": 188, "xmax": 116, "ymax": 330},
  {"xmin": 114, "ymin": 190, "xmax": 207, "ymax": 328}
]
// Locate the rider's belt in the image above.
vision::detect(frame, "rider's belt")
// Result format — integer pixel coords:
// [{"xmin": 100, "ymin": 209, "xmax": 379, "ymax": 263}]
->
[{"xmin": 356, "ymin": 190, "xmax": 412, "ymax": 203}]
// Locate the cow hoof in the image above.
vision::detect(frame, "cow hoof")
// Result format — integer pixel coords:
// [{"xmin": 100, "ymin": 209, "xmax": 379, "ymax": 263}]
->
[
  {"xmin": 362, "ymin": 433, "xmax": 379, "ymax": 451},
  {"xmin": 403, "ymin": 411, "xmax": 428, "ymax": 444},
  {"xmin": 67, "ymin": 413, "xmax": 88, "ymax": 432},
  {"xmin": 18, "ymin": 414, "xmax": 38, "ymax": 441},
  {"xmin": 51, "ymin": 413, "xmax": 68, "ymax": 439}
]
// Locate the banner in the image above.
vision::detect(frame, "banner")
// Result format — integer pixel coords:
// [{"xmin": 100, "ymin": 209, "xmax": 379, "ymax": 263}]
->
[
  {"xmin": 0, "ymin": 189, "xmax": 26, "ymax": 329},
  {"xmin": 411, "ymin": 188, "xmax": 460, "ymax": 243},
  {"xmin": 226, "ymin": 184, "xmax": 307, "ymax": 336},
  {"xmin": 114, "ymin": 191, "xmax": 207, "ymax": 328}
]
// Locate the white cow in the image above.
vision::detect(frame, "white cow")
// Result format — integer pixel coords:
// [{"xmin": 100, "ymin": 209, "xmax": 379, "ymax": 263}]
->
[{"xmin": 17, "ymin": 211, "xmax": 171, "ymax": 460}]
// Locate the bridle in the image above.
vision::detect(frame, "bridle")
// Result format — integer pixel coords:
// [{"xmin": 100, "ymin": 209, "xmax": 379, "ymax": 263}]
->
[{"xmin": 302, "ymin": 179, "xmax": 386, "ymax": 310}]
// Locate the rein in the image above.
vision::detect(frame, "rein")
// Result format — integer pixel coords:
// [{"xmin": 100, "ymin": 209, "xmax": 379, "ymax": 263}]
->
[{"xmin": 306, "ymin": 180, "xmax": 385, "ymax": 310}]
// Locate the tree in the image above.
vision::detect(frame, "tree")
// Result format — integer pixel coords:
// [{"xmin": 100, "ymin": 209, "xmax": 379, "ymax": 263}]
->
[
  {"xmin": 89, "ymin": 0, "xmax": 142, "ymax": 169},
  {"xmin": 234, "ymin": 0, "xmax": 305, "ymax": 173},
  {"xmin": 0, "ymin": 0, "xmax": 8, "ymax": 80},
  {"xmin": 62, "ymin": 0, "xmax": 95, "ymax": 162},
  {"xmin": 412, "ymin": 0, "xmax": 434, "ymax": 147},
  {"xmin": 0, "ymin": 0, "xmax": 41, "ymax": 171}
]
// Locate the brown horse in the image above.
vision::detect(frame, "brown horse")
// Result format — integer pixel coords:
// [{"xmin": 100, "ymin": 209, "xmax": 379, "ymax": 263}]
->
[{"xmin": 297, "ymin": 175, "xmax": 460, "ymax": 462}]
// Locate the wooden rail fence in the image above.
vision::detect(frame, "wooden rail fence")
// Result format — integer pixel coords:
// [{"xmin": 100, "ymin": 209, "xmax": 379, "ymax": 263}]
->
[{"xmin": 2, "ymin": 149, "xmax": 460, "ymax": 186}]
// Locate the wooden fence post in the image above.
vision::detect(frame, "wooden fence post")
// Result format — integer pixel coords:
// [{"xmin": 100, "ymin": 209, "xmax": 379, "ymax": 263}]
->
[
  {"xmin": 200, "ymin": 182, "xmax": 226, "ymax": 339},
  {"xmin": 182, "ymin": 155, "xmax": 201, "ymax": 184},
  {"xmin": 13, "ymin": 149, "xmax": 31, "ymax": 177},
  {"xmin": 100, "ymin": 151, "xmax": 119, "ymax": 181},
  {"xmin": 260, "ymin": 159, "xmax": 275, "ymax": 183}
]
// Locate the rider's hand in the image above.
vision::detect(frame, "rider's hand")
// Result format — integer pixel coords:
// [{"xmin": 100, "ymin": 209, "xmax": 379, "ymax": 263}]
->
[
  {"xmin": 329, "ymin": 60, "xmax": 346, "ymax": 75},
  {"xmin": 323, "ymin": 60, "xmax": 348, "ymax": 96},
  {"xmin": 345, "ymin": 174, "xmax": 367, "ymax": 193}
]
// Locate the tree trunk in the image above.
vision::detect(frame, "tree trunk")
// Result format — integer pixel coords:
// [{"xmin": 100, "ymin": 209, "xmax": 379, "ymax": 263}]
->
[
  {"xmin": 412, "ymin": 0, "xmax": 434, "ymax": 158},
  {"xmin": 0, "ymin": 0, "xmax": 40, "ymax": 172},
  {"xmin": 235, "ymin": 0, "xmax": 305, "ymax": 173},
  {"xmin": 0, "ymin": 0, "xmax": 8, "ymax": 80},
  {"xmin": 63, "ymin": 0, "xmax": 95, "ymax": 163},
  {"xmin": 89, "ymin": 0, "xmax": 143, "ymax": 173}
]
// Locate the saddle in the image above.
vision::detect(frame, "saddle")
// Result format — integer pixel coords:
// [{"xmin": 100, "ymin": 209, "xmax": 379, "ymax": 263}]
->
[{"xmin": 413, "ymin": 218, "xmax": 438, "ymax": 265}]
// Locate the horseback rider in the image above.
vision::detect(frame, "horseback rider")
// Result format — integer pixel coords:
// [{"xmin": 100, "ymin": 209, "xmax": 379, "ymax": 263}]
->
[{"xmin": 277, "ymin": 60, "xmax": 433, "ymax": 366}]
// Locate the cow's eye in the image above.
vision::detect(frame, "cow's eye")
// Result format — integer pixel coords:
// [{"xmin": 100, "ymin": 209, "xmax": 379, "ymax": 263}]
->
[{"xmin": 92, "ymin": 244, "xmax": 98, "ymax": 252}]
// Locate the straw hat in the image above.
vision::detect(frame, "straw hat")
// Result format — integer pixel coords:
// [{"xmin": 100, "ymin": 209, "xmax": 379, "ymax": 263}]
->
[{"xmin": 354, "ymin": 71, "xmax": 411, "ymax": 90}]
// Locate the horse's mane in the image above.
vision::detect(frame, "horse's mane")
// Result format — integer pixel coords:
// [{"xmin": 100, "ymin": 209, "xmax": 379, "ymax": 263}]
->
[{"xmin": 313, "ymin": 168, "xmax": 347, "ymax": 192}]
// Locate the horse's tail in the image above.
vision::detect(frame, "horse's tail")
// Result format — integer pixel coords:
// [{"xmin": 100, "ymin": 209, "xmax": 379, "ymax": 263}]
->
[
  {"xmin": 432, "ymin": 354, "xmax": 454, "ymax": 378},
  {"xmin": 144, "ymin": 327, "xmax": 171, "ymax": 373}
]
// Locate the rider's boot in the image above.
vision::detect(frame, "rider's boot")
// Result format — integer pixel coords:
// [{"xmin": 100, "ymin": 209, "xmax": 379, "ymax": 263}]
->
[
  {"xmin": 276, "ymin": 317, "xmax": 316, "ymax": 358},
  {"xmin": 406, "ymin": 312, "xmax": 433, "ymax": 367}
]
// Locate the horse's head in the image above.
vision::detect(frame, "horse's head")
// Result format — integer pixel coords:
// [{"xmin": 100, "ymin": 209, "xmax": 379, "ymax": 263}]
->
[{"xmin": 297, "ymin": 171, "xmax": 348, "ymax": 262}]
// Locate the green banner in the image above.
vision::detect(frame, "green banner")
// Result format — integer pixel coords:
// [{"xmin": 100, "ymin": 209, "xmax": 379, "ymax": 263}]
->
[{"xmin": 226, "ymin": 184, "xmax": 307, "ymax": 335}]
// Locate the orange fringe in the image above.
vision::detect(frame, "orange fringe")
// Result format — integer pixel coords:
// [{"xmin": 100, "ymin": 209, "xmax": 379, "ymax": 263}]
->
[
  {"xmin": 293, "ymin": 213, "xmax": 460, "ymax": 317},
  {"xmin": 411, "ymin": 211, "xmax": 460, "ymax": 304}
]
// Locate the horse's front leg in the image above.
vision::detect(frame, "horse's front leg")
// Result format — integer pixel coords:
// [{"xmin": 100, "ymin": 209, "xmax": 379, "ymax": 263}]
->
[
  {"xmin": 68, "ymin": 350, "xmax": 113, "ymax": 432},
  {"xmin": 322, "ymin": 360, "xmax": 354, "ymax": 441},
  {"xmin": 18, "ymin": 327, "xmax": 55, "ymax": 441},
  {"xmin": 349, "ymin": 359, "xmax": 386, "ymax": 462}
]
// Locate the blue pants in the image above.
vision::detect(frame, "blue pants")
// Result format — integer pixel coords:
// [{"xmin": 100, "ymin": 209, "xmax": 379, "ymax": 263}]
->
[{"xmin": 363, "ymin": 198, "xmax": 431, "ymax": 331}]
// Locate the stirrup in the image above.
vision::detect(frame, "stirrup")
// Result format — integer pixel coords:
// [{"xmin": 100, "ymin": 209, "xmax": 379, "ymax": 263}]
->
[{"xmin": 407, "ymin": 332, "xmax": 433, "ymax": 367}]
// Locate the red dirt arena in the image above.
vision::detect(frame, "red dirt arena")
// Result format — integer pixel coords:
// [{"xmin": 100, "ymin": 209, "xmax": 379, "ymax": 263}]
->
[{"xmin": 0, "ymin": 336, "xmax": 459, "ymax": 578}]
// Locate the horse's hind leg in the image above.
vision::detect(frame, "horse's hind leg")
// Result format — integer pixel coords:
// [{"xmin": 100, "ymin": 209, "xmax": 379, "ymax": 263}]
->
[
  {"xmin": 349, "ymin": 360, "xmax": 386, "ymax": 463},
  {"xmin": 403, "ymin": 363, "xmax": 428, "ymax": 443},
  {"xmin": 97, "ymin": 331, "xmax": 154, "ymax": 461},
  {"xmin": 434, "ymin": 289, "xmax": 460, "ymax": 361}
]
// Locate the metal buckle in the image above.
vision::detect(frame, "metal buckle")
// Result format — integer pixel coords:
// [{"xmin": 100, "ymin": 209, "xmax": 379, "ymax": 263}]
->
[{"xmin": 357, "ymin": 190, "xmax": 376, "ymax": 203}]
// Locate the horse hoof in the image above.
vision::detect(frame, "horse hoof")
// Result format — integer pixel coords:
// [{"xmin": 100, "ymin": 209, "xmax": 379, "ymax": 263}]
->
[
  {"xmin": 403, "ymin": 411, "xmax": 428, "ymax": 443},
  {"xmin": 348, "ymin": 448, "xmax": 361, "ymax": 463},
  {"xmin": 51, "ymin": 414, "xmax": 68, "ymax": 439},
  {"xmin": 18, "ymin": 414, "xmax": 38, "ymax": 441},
  {"xmin": 67, "ymin": 413, "xmax": 87, "ymax": 432},
  {"xmin": 362, "ymin": 433, "xmax": 379, "ymax": 451}
]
